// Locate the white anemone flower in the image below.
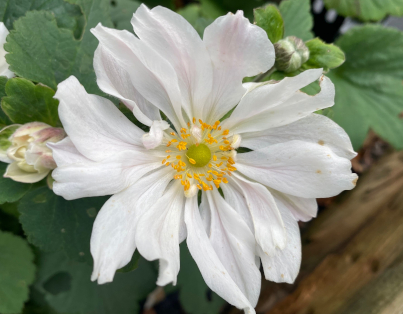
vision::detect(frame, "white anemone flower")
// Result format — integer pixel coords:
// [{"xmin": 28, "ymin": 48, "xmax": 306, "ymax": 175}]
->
[
  {"xmin": 0, "ymin": 22, "xmax": 14, "ymax": 78},
  {"xmin": 49, "ymin": 5, "xmax": 358, "ymax": 313}
]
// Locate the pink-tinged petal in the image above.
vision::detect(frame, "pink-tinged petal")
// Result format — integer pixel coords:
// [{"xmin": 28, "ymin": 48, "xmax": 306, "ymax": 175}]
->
[
  {"xmin": 94, "ymin": 46, "xmax": 160, "ymax": 126},
  {"xmin": 184, "ymin": 196, "xmax": 256, "ymax": 313},
  {"xmin": 206, "ymin": 189, "xmax": 261, "ymax": 307},
  {"xmin": 50, "ymin": 138, "xmax": 163, "ymax": 200},
  {"xmin": 269, "ymin": 189, "xmax": 318, "ymax": 223},
  {"xmin": 91, "ymin": 24, "xmax": 185, "ymax": 130},
  {"xmin": 203, "ymin": 11, "xmax": 274, "ymax": 123},
  {"xmin": 229, "ymin": 174, "xmax": 286, "ymax": 255},
  {"xmin": 91, "ymin": 167, "xmax": 173, "ymax": 284},
  {"xmin": 55, "ymin": 76, "xmax": 144, "ymax": 161},
  {"xmin": 223, "ymin": 70, "xmax": 334, "ymax": 134},
  {"xmin": 135, "ymin": 180, "xmax": 186, "ymax": 286},
  {"xmin": 131, "ymin": 5, "xmax": 213, "ymax": 120},
  {"xmin": 258, "ymin": 192, "xmax": 301, "ymax": 284},
  {"xmin": 241, "ymin": 113, "xmax": 356, "ymax": 160},
  {"xmin": 236, "ymin": 140, "xmax": 358, "ymax": 198},
  {"xmin": 4, "ymin": 162, "xmax": 48, "ymax": 183}
]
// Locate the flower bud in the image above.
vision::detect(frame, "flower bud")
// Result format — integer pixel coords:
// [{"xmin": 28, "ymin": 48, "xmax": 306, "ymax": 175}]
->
[
  {"xmin": 1, "ymin": 122, "xmax": 66, "ymax": 183},
  {"xmin": 274, "ymin": 36, "xmax": 310, "ymax": 73}
]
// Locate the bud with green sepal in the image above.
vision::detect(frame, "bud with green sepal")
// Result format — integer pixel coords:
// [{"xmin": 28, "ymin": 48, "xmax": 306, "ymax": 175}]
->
[{"xmin": 274, "ymin": 36, "xmax": 310, "ymax": 73}]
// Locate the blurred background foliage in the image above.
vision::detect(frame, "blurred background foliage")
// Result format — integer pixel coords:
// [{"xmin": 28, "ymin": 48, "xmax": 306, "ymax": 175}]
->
[{"xmin": 0, "ymin": 0, "xmax": 403, "ymax": 313}]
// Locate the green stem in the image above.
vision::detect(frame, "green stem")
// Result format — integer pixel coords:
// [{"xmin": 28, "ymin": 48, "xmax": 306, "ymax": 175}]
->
[{"xmin": 253, "ymin": 66, "xmax": 277, "ymax": 82}]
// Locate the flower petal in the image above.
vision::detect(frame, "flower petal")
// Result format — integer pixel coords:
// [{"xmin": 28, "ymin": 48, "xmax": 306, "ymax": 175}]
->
[
  {"xmin": 94, "ymin": 46, "xmax": 160, "ymax": 126},
  {"xmin": 4, "ymin": 162, "xmax": 48, "ymax": 183},
  {"xmin": 91, "ymin": 24, "xmax": 185, "ymax": 129},
  {"xmin": 202, "ymin": 11, "xmax": 274, "ymax": 123},
  {"xmin": 131, "ymin": 4, "xmax": 213, "ymax": 120},
  {"xmin": 91, "ymin": 167, "xmax": 173, "ymax": 284},
  {"xmin": 223, "ymin": 70, "xmax": 334, "ymax": 134},
  {"xmin": 184, "ymin": 196, "xmax": 256, "ymax": 313},
  {"xmin": 51, "ymin": 139, "xmax": 162, "ymax": 200},
  {"xmin": 55, "ymin": 76, "xmax": 144, "ymax": 161},
  {"xmin": 206, "ymin": 189, "xmax": 261, "ymax": 307},
  {"xmin": 236, "ymin": 140, "xmax": 358, "ymax": 198},
  {"xmin": 230, "ymin": 174, "xmax": 287, "ymax": 255},
  {"xmin": 258, "ymin": 192, "xmax": 301, "ymax": 284},
  {"xmin": 135, "ymin": 180, "xmax": 186, "ymax": 286},
  {"xmin": 0, "ymin": 23, "xmax": 14, "ymax": 78},
  {"xmin": 241, "ymin": 113, "xmax": 356, "ymax": 160}
]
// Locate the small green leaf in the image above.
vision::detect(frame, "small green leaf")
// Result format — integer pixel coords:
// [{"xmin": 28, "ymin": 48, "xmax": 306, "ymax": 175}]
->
[
  {"xmin": 0, "ymin": 162, "xmax": 33, "ymax": 204},
  {"xmin": 329, "ymin": 25, "xmax": 403, "ymax": 150},
  {"xmin": 303, "ymin": 38, "xmax": 345, "ymax": 71},
  {"xmin": 1, "ymin": 78, "xmax": 60, "ymax": 126},
  {"xmin": 18, "ymin": 186, "xmax": 109, "ymax": 264},
  {"xmin": 110, "ymin": 0, "xmax": 141, "ymax": 31},
  {"xmin": 35, "ymin": 251, "xmax": 157, "ymax": 314},
  {"xmin": 254, "ymin": 5, "xmax": 284, "ymax": 43},
  {"xmin": 0, "ymin": 231, "xmax": 36, "ymax": 314},
  {"xmin": 117, "ymin": 251, "xmax": 141, "ymax": 273},
  {"xmin": 0, "ymin": 124, "xmax": 18, "ymax": 151},
  {"xmin": 279, "ymin": 0, "xmax": 314, "ymax": 41},
  {"xmin": 324, "ymin": 0, "xmax": 403, "ymax": 22}
]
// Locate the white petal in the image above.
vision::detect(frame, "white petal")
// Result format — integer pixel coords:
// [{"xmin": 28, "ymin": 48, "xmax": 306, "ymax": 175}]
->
[
  {"xmin": 47, "ymin": 137, "xmax": 91, "ymax": 167},
  {"xmin": 91, "ymin": 24, "xmax": 185, "ymax": 129},
  {"xmin": 94, "ymin": 46, "xmax": 160, "ymax": 125},
  {"xmin": 55, "ymin": 76, "xmax": 144, "ymax": 161},
  {"xmin": 184, "ymin": 196, "xmax": 256, "ymax": 313},
  {"xmin": 269, "ymin": 189, "xmax": 318, "ymax": 222},
  {"xmin": 258, "ymin": 192, "xmax": 301, "ymax": 284},
  {"xmin": 51, "ymin": 148, "xmax": 162, "ymax": 200},
  {"xmin": 206, "ymin": 189, "xmax": 261, "ymax": 307},
  {"xmin": 132, "ymin": 5, "xmax": 213, "ymax": 120},
  {"xmin": 135, "ymin": 180, "xmax": 186, "ymax": 286},
  {"xmin": 0, "ymin": 23, "xmax": 14, "ymax": 78},
  {"xmin": 223, "ymin": 70, "xmax": 334, "ymax": 133},
  {"xmin": 203, "ymin": 11, "xmax": 274, "ymax": 123},
  {"xmin": 230, "ymin": 174, "xmax": 286, "ymax": 255},
  {"xmin": 236, "ymin": 140, "xmax": 358, "ymax": 198},
  {"xmin": 241, "ymin": 113, "xmax": 356, "ymax": 160},
  {"xmin": 142, "ymin": 120, "xmax": 170, "ymax": 149},
  {"xmin": 91, "ymin": 167, "xmax": 173, "ymax": 284},
  {"xmin": 4, "ymin": 162, "xmax": 48, "ymax": 183}
]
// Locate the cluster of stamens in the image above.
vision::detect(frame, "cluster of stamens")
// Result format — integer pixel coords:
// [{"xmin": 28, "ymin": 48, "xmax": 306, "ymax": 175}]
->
[{"xmin": 160, "ymin": 118, "xmax": 238, "ymax": 196}]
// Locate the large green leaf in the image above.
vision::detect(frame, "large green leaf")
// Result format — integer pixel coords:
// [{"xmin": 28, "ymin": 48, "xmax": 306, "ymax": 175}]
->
[
  {"xmin": 110, "ymin": 0, "xmax": 141, "ymax": 31},
  {"xmin": 279, "ymin": 0, "xmax": 314, "ymax": 41},
  {"xmin": 177, "ymin": 4, "xmax": 214, "ymax": 37},
  {"xmin": 324, "ymin": 0, "xmax": 403, "ymax": 22},
  {"xmin": 0, "ymin": 162, "xmax": 33, "ymax": 205},
  {"xmin": 1, "ymin": 78, "xmax": 60, "ymax": 127},
  {"xmin": 254, "ymin": 4, "xmax": 284, "ymax": 44},
  {"xmin": 0, "ymin": 0, "xmax": 83, "ymax": 35},
  {"xmin": 329, "ymin": 25, "xmax": 403, "ymax": 150},
  {"xmin": 5, "ymin": 0, "xmax": 113, "ymax": 95},
  {"xmin": 18, "ymin": 186, "xmax": 108, "ymax": 264},
  {"xmin": 35, "ymin": 251, "xmax": 157, "ymax": 314},
  {"xmin": 0, "ymin": 231, "xmax": 36, "ymax": 314}
]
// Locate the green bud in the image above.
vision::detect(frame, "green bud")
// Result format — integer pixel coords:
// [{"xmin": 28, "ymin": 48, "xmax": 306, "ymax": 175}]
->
[{"xmin": 274, "ymin": 36, "xmax": 310, "ymax": 73}]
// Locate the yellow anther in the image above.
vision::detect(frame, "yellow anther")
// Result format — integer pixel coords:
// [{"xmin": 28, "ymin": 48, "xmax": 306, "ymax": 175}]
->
[
  {"xmin": 228, "ymin": 157, "xmax": 235, "ymax": 165},
  {"xmin": 222, "ymin": 178, "xmax": 228, "ymax": 184},
  {"xmin": 187, "ymin": 122, "xmax": 191, "ymax": 128},
  {"xmin": 208, "ymin": 163, "xmax": 212, "ymax": 168},
  {"xmin": 166, "ymin": 150, "xmax": 172, "ymax": 153},
  {"xmin": 171, "ymin": 139, "xmax": 178, "ymax": 143},
  {"xmin": 166, "ymin": 162, "xmax": 170, "ymax": 166},
  {"xmin": 193, "ymin": 117, "xmax": 196, "ymax": 124},
  {"xmin": 224, "ymin": 140, "xmax": 230, "ymax": 145},
  {"xmin": 215, "ymin": 121, "xmax": 220, "ymax": 125},
  {"xmin": 162, "ymin": 159, "xmax": 166, "ymax": 164},
  {"xmin": 197, "ymin": 184, "xmax": 202, "ymax": 190},
  {"xmin": 167, "ymin": 142, "xmax": 172, "ymax": 147},
  {"xmin": 176, "ymin": 155, "xmax": 181, "ymax": 159},
  {"xmin": 213, "ymin": 155, "xmax": 217, "ymax": 161},
  {"xmin": 187, "ymin": 173, "xmax": 192, "ymax": 178},
  {"xmin": 223, "ymin": 130, "xmax": 229, "ymax": 135},
  {"xmin": 166, "ymin": 155, "xmax": 171, "ymax": 159},
  {"xmin": 189, "ymin": 158, "xmax": 196, "ymax": 165},
  {"xmin": 170, "ymin": 132, "xmax": 176, "ymax": 136}
]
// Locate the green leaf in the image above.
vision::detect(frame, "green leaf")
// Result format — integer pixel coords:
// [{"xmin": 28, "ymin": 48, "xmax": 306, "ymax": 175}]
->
[
  {"xmin": 0, "ymin": 124, "xmax": 18, "ymax": 152},
  {"xmin": 1, "ymin": 78, "xmax": 60, "ymax": 126},
  {"xmin": 329, "ymin": 25, "xmax": 403, "ymax": 150},
  {"xmin": 18, "ymin": 186, "xmax": 109, "ymax": 264},
  {"xmin": 0, "ymin": 231, "xmax": 36, "ymax": 314},
  {"xmin": 303, "ymin": 38, "xmax": 345, "ymax": 71},
  {"xmin": 166, "ymin": 243, "xmax": 226, "ymax": 314},
  {"xmin": 0, "ymin": 0, "xmax": 83, "ymax": 35},
  {"xmin": 0, "ymin": 76, "xmax": 12, "ymax": 128},
  {"xmin": 35, "ymin": 251, "xmax": 157, "ymax": 314},
  {"xmin": 177, "ymin": 4, "xmax": 214, "ymax": 37},
  {"xmin": 0, "ymin": 162, "xmax": 33, "ymax": 204},
  {"xmin": 279, "ymin": 0, "xmax": 314, "ymax": 41},
  {"xmin": 5, "ymin": 0, "xmax": 113, "ymax": 95},
  {"xmin": 254, "ymin": 5, "xmax": 284, "ymax": 43},
  {"xmin": 109, "ymin": 0, "xmax": 141, "ymax": 31},
  {"xmin": 324, "ymin": 0, "xmax": 403, "ymax": 22}
]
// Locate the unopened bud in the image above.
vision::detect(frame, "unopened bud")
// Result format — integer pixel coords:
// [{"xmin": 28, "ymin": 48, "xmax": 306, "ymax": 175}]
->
[
  {"xmin": 274, "ymin": 36, "xmax": 310, "ymax": 73},
  {"xmin": 1, "ymin": 122, "xmax": 66, "ymax": 183}
]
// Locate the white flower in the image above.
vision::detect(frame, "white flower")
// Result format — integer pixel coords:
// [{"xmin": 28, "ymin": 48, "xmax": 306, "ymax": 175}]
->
[
  {"xmin": 0, "ymin": 22, "xmax": 14, "ymax": 78},
  {"xmin": 49, "ymin": 5, "xmax": 357, "ymax": 313},
  {"xmin": 0, "ymin": 122, "xmax": 66, "ymax": 183}
]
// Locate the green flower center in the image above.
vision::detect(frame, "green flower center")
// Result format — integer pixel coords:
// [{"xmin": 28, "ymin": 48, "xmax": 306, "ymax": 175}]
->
[{"xmin": 186, "ymin": 144, "xmax": 211, "ymax": 167}]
